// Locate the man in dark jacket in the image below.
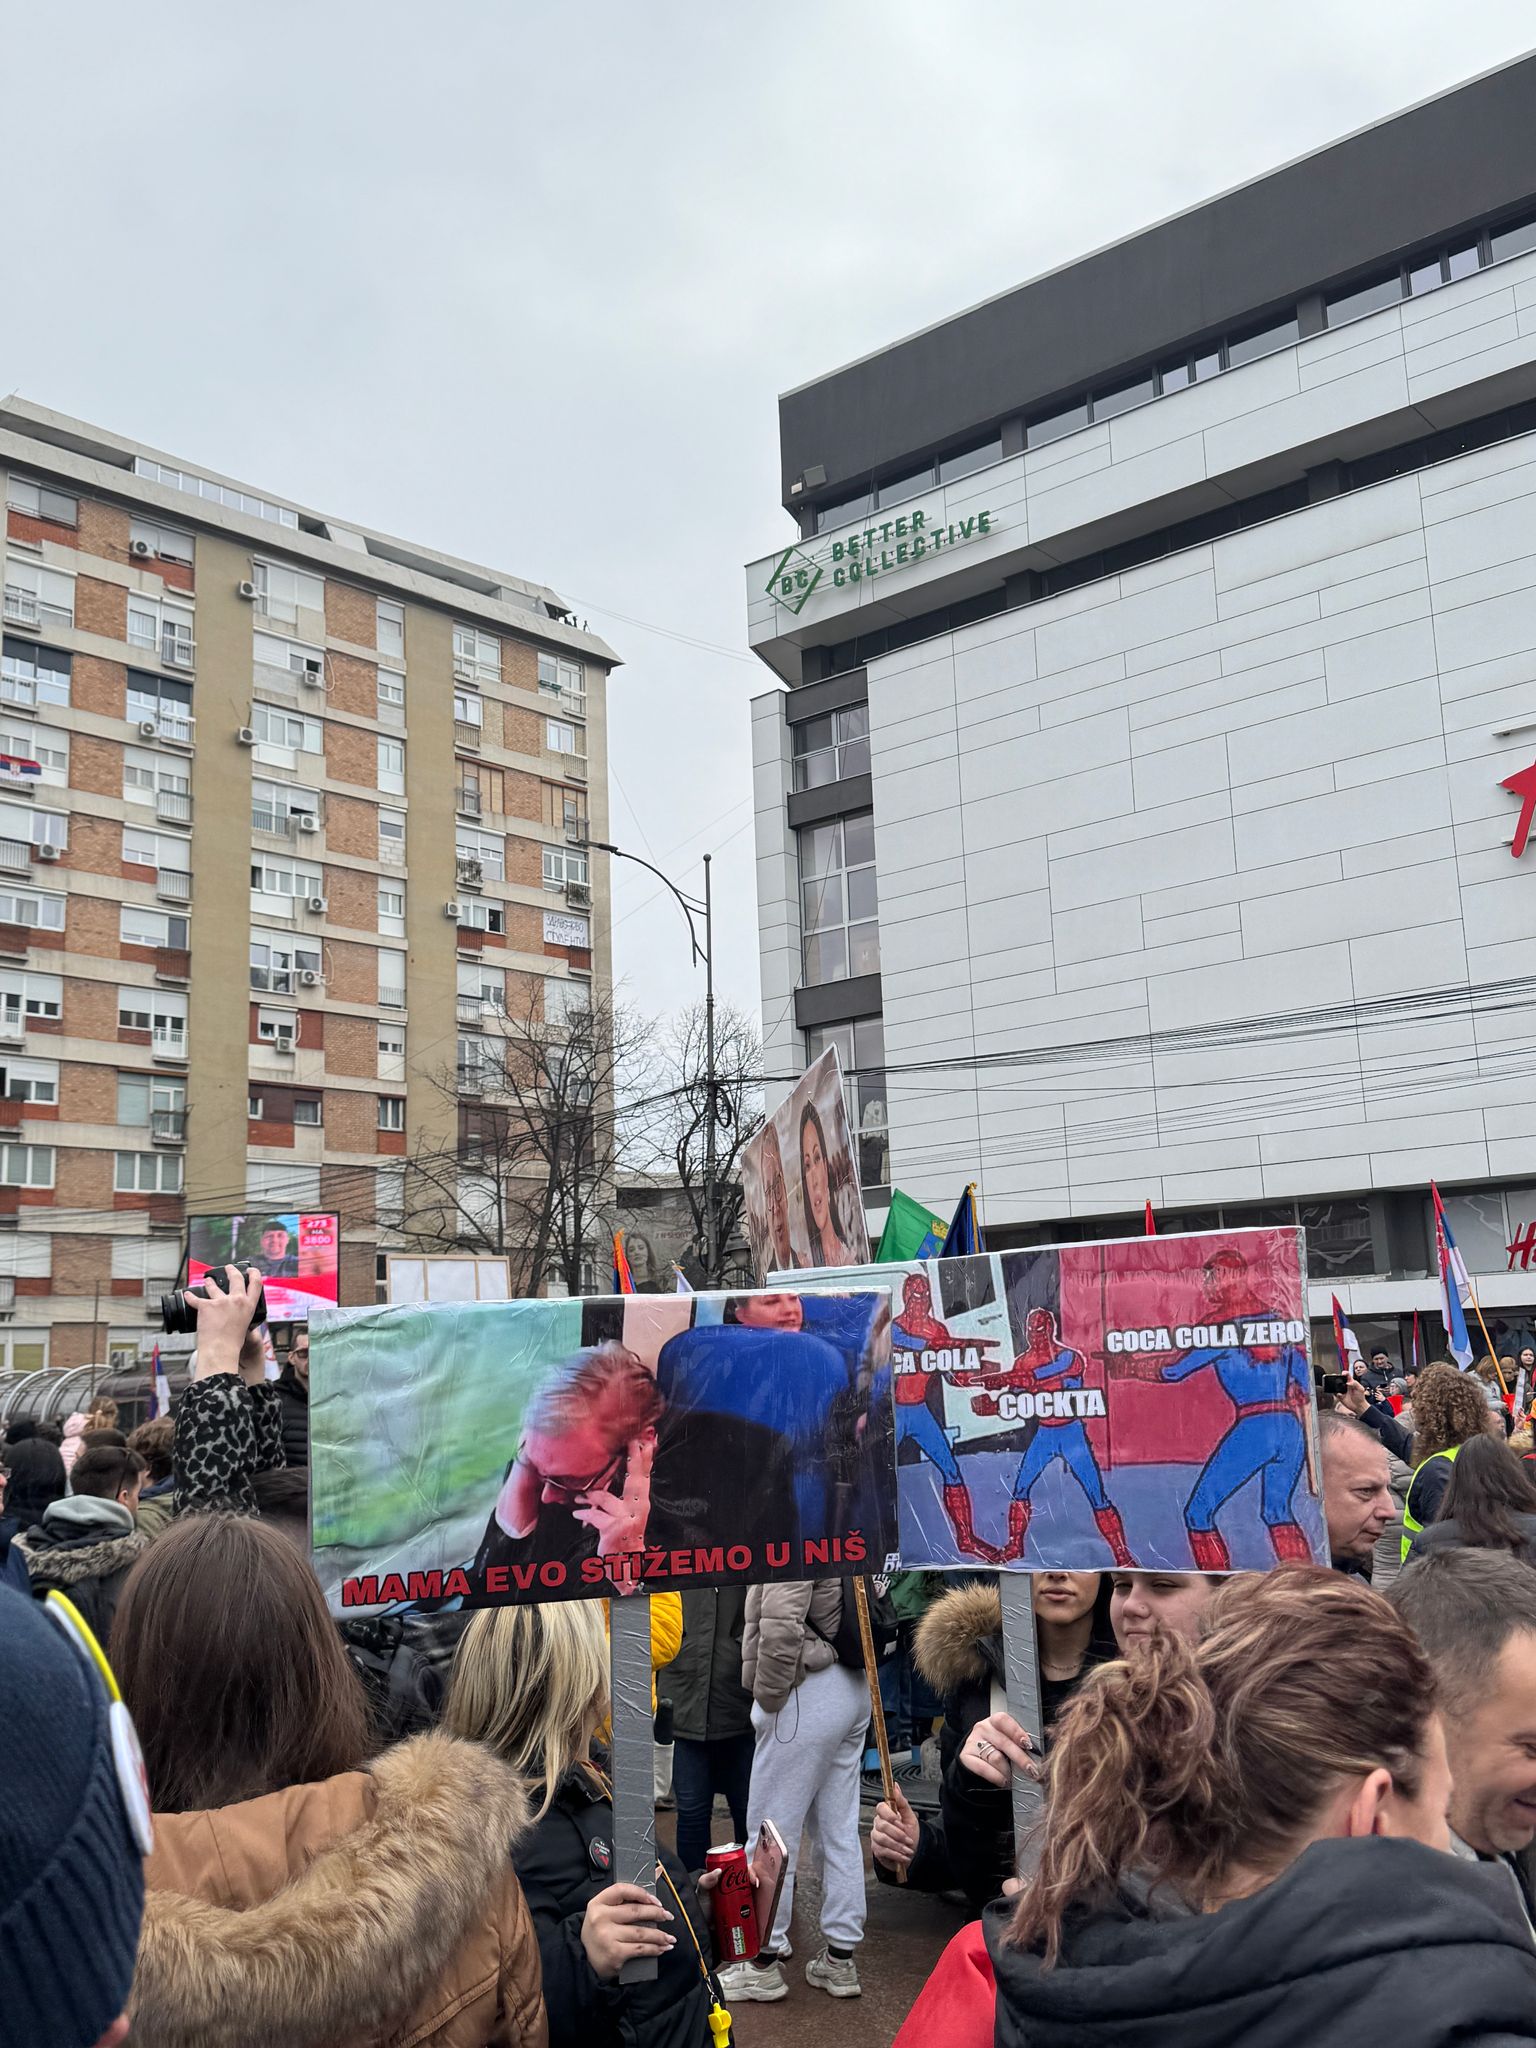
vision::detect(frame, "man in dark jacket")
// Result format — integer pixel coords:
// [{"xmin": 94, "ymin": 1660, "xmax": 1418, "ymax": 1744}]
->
[
  {"xmin": 14, "ymin": 1444, "xmax": 148, "ymax": 1638},
  {"xmin": 669, "ymin": 1587, "xmax": 754, "ymax": 1872},
  {"xmin": 273, "ymin": 1331, "xmax": 309, "ymax": 1468}
]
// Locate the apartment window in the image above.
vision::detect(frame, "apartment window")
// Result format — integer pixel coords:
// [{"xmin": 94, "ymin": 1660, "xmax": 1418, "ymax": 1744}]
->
[
  {"xmin": 293, "ymin": 1096, "xmax": 322, "ymax": 1126},
  {"xmin": 256, "ymin": 1006, "xmax": 296, "ymax": 1046},
  {"xmin": 544, "ymin": 975, "xmax": 590, "ymax": 1028},
  {"xmin": 457, "ymin": 960, "xmax": 503, "ymax": 1008},
  {"xmin": 110, "ymin": 1236, "xmax": 181, "ymax": 1285},
  {"xmin": 376, "ymin": 1162, "xmax": 405, "ymax": 1229},
  {"xmin": 0, "ymin": 1144, "xmax": 52, "ymax": 1188},
  {"xmin": 814, "ymin": 489, "xmax": 873, "ymax": 534},
  {"xmin": 806, "ymin": 1017, "xmax": 888, "ymax": 1188},
  {"xmin": 1, "ymin": 1056, "xmax": 58, "ymax": 1105},
  {"xmin": 792, "ymin": 704, "xmax": 870, "ymax": 791},
  {"xmin": 1447, "ymin": 241, "xmax": 1481, "ymax": 281},
  {"xmin": 1325, "ymin": 271, "xmax": 1405, "ymax": 327},
  {"xmin": 377, "ymin": 1024, "xmax": 405, "ymax": 1079},
  {"xmin": 457, "ymin": 1036, "xmax": 500, "ymax": 1089},
  {"xmin": 247, "ymin": 1162, "xmax": 320, "ymax": 1207},
  {"xmin": 250, "ymin": 936, "xmax": 321, "ymax": 994},
  {"xmin": 0, "ymin": 721, "xmax": 67, "ymax": 784},
  {"xmin": 378, "ymin": 1095, "xmax": 405, "ymax": 1132},
  {"xmin": 461, "ymin": 898, "xmax": 504, "ymax": 935},
  {"xmin": 254, "ymin": 631, "xmax": 324, "ymax": 684},
  {"xmin": 1226, "ymin": 314, "xmax": 1300, "ymax": 368},
  {"xmin": 378, "ymin": 883, "xmax": 405, "ymax": 937},
  {"xmin": 129, "ymin": 516, "xmax": 194, "ymax": 564},
  {"xmin": 562, "ymin": 791, "xmax": 587, "ymax": 839},
  {"xmin": 4, "ymin": 560, "xmax": 74, "ymax": 630},
  {"xmin": 0, "ymin": 801, "xmax": 65, "ymax": 850},
  {"xmin": 542, "ymin": 846, "xmax": 589, "ymax": 889},
  {"xmin": 937, "ymin": 435, "xmax": 1003, "ymax": 483},
  {"xmin": 123, "ymin": 824, "xmax": 190, "ymax": 872},
  {"xmin": 378, "ymin": 951, "xmax": 406, "ymax": 1009},
  {"xmin": 546, "ymin": 719, "xmax": 584, "ymax": 756},
  {"xmin": 0, "ymin": 886, "xmax": 64, "ymax": 934},
  {"xmin": 251, "ymin": 779, "xmax": 319, "ymax": 834},
  {"xmin": 127, "ymin": 594, "xmax": 195, "ymax": 668},
  {"xmin": 117, "ymin": 989, "xmax": 187, "ymax": 1050},
  {"xmin": 377, "ymin": 670, "xmax": 405, "ymax": 710},
  {"xmin": 134, "ymin": 458, "xmax": 298, "ymax": 528},
  {"xmin": 537, "ymin": 652, "xmax": 586, "ymax": 716},
  {"xmin": 1092, "ymin": 373, "xmax": 1157, "ymax": 422},
  {"xmin": 453, "ymin": 689, "xmax": 483, "ymax": 730},
  {"xmin": 248, "ymin": 1091, "xmax": 264, "ymax": 1118},
  {"xmin": 252, "ymin": 704, "xmax": 322, "ymax": 753},
  {"xmin": 250, "ymin": 857, "xmax": 322, "ymax": 903},
  {"xmin": 117, "ymin": 1074, "xmax": 184, "ymax": 1124},
  {"xmin": 123, "ymin": 747, "xmax": 189, "ymax": 801},
  {"xmin": 0, "ymin": 971, "xmax": 60, "ymax": 1025},
  {"xmin": 453, "ymin": 624, "xmax": 500, "ymax": 682},
  {"xmin": 1, "ymin": 638, "xmax": 69, "ymax": 710},
  {"xmin": 126, "ymin": 673, "xmax": 193, "ymax": 744},
  {"xmin": 121, "ymin": 906, "xmax": 189, "ymax": 950},
  {"xmin": 799, "ymin": 810, "xmax": 878, "ymax": 985},
  {"xmin": 116, "ymin": 1150, "xmax": 183, "ymax": 1194},
  {"xmin": 377, "ymin": 599, "xmax": 405, "ymax": 660},
  {"xmin": 1026, "ymin": 400, "xmax": 1091, "ymax": 450},
  {"xmin": 252, "ymin": 559, "xmax": 324, "ymax": 627},
  {"xmin": 875, "ymin": 465, "xmax": 936, "ymax": 510},
  {"xmin": 379, "ymin": 809, "xmax": 405, "ymax": 860},
  {"xmin": 377, "ymin": 736, "xmax": 405, "ymax": 795},
  {"xmin": 1491, "ymin": 214, "xmax": 1536, "ymax": 265},
  {"xmin": 457, "ymin": 827, "xmax": 504, "ymax": 881},
  {"xmin": 7, "ymin": 477, "xmax": 77, "ymax": 526}
]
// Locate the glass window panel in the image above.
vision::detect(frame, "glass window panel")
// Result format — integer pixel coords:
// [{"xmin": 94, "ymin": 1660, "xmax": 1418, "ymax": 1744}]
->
[
  {"xmin": 1193, "ymin": 350, "xmax": 1223, "ymax": 381},
  {"xmin": 845, "ymin": 866, "xmax": 878, "ymax": 922},
  {"xmin": 1092, "ymin": 375, "xmax": 1156, "ymax": 421},
  {"xmin": 1027, "ymin": 403, "xmax": 1089, "ymax": 450},
  {"xmin": 837, "ymin": 705, "xmax": 869, "ymax": 742},
  {"xmin": 938, "ymin": 437, "xmax": 1002, "ymax": 483},
  {"xmin": 802, "ymin": 874, "xmax": 843, "ymax": 932},
  {"xmin": 804, "ymin": 930, "xmax": 847, "ymax": 983},
  {"xmin": 793, "ymin": 716, "xmax": 834, "ymax": 756},
  {"xmin": 842, "ymin": 812, "xmax": 875, "ymax": 867},
  {"xmin": 847, "ymin": 923, "xmax": 881, "ymax": 976},
  {"xmin": 1490, "ymin": 216, "xmax": 1536, "ymax": 264},
  {"xmin": 793, "ymin": 747, "xmax": 835, "ymax": 792},
  {"xmin": 800, "ymin": 821, "xmax": 841, "ymax": 877},
  {"xmin": 1325, "ymin": 274, "xmax": 1404, "ymax": 326},
  {"xmin": 1299, "ymin": 1198, "xmax": 1375, "ymax": 1279},
  {"xmin": 1158, "ymin": 360, "xmax": 1191, "ymax": 393},
  {"xmin": 1226, "ymin": 316, "xmax": 1300, "ymax": 366},
  {"xmin": 876, "ymin": 467, "xmax": 935, "ymax": 508},
  {"xmin": 1447, "ymin": 242, "xmax": 1481, "ymax": 281},
  {"xmin": 815, "ymin": 492, "xmax": 872, "ymax": 533},
  {"xmin": 1408, "ymin": 258, "xmax": 1445, "ymax": 296},
  {"xmin": 838, "ymin": 734, "xmax": 871, "ymax": 778}
]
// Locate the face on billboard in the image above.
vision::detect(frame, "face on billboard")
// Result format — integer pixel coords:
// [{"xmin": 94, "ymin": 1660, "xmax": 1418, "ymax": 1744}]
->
[
  {"xmin": 188, "ymin": 1211, "xmax": 339, "ymax": 1323},
  {"xmin": 308, "ymin": 1286, "xmax": 896, "ymax": 1615},
  {"xmin": 740, "ymin": 1046, "xmax": 870, "ymax": 1280}
]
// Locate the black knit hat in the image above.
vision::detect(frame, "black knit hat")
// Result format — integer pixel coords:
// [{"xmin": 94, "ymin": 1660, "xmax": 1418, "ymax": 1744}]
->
[{"xmin": 0, "ymin": 1585, "xmax": 146, "ymax": 2048}]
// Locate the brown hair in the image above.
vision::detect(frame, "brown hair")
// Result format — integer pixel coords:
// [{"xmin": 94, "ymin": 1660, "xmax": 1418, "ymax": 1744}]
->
[
  {"xmin": 1435, "ymin": 1433, "xmax": 1536, "ymax": 1553},
  {"xmin": 1390, "ymin": 1547, "xmax": 1536, "ymax": 1718},
  {"xmin": 128, "ymin": 1416, "xmax": 174, "ymax": 1484},
  {"xmin": 81, "ymin": 1428, "xmax": 127, "ymax": 1451},
  {"xmin": 86, "ymin": 1397, "xmax": 119, "ymax": 1430},
  {"xmin": 70, "ymin": 1445, "xmax": 145, "ymax": 1502},
  {"xmin": 1009, "ymin": 1569, "xmax": 1436, "ymax": 1964},
  {"xmin": 112, "ymin": 1514, "xmax": 370, "ymax": 1813},
  {"xmin": 1411, "ymin": 1361, "xmax": 1494, "ymax": 1463}
]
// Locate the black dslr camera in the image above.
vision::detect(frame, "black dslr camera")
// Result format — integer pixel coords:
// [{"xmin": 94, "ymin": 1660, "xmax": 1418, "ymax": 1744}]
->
[{"xmin": 161, "ymin": 1261, "xmax": 268, "ymax": 1337}]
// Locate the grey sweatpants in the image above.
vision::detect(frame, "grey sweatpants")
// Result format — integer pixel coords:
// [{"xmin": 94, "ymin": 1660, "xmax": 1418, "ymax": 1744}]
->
[{"xmin": 746, "ymin": 1660, "xmax": 870, "ymax": 1953}]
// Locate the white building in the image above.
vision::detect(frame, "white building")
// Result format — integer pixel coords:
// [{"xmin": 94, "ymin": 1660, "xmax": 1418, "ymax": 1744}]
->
[{"xmin": 746, "ymin": 55, "xmax": 1536, "ymax": 1356}]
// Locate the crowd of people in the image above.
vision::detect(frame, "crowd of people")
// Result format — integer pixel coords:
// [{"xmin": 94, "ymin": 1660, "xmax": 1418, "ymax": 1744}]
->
[{"xmin": 8, "ymin": 1280, "xmax": 1536, "ymax": 2046}]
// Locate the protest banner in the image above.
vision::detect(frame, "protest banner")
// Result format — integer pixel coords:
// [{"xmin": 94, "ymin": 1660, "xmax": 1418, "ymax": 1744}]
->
[
  {"xmin": 308, "ymin": 1285, "xmax": 897, "ymax": 1617},
  {"xmin": 788, "ymin": 1227, "xmax": 1325, "ymax": 1573},
  {"xmin": 739, "ymin": 1046, "xmax": 871, "ymax": 1280}
]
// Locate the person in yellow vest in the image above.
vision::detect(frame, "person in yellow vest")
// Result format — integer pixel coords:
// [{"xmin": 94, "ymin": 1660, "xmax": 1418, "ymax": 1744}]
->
[{"xmin": 1401, "ymin": 1362, "xmax": 1500, "ymax": 1561}]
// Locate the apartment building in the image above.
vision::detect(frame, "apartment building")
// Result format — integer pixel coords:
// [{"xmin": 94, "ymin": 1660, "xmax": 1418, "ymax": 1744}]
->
[
  {"xmin": 746, "ymin": 55, "xmax": 1536, "ymax": 1358},
  {"xmin": 0, "ymin": 398, "xmax": 616, "ymax": 1374}
]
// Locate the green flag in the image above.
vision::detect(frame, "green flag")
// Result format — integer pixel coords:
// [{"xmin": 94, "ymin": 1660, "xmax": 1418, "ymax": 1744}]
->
[{"xmin": 876, "ymin": 1188, "xmax": 948, "ymax": 1264}]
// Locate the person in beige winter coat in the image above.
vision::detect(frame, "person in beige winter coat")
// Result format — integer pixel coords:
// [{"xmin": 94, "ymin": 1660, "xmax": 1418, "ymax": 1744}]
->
[{"xmin": 721, "ymin": 1580, "xmax": 869, "ymax": 2009}]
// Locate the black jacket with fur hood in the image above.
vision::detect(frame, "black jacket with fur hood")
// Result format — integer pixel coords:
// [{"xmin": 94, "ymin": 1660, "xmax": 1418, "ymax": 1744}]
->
[
  {"xmin": 875, "ymin": 1580, "xmax": 1115, "ymax": 1909},
  {"xmin": 130, "ymin": 1732, "xmax": 547, "ymax": 2048}
]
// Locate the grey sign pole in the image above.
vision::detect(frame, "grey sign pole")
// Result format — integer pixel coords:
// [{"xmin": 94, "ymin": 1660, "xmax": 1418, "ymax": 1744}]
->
[
  {"xmin": 609, "ymin": 1592, "xmax": 659, "ymax": 1984},
  {"xmin": 997, "ymin": 1572, "xmax": 1046, "ymax": 1874}
]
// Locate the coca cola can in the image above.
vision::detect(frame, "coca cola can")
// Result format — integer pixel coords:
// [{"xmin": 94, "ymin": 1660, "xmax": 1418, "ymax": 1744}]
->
[{"xmin": 705, "ymin": 1843, "xmax": 758, "ymax": 1961}]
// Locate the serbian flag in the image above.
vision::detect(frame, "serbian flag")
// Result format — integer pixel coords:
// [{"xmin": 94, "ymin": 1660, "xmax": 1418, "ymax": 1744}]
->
[
  {"xmin": 0, "ymin": 754, "xmax": 41, "ymax": 781},
  {"xmin": 1144, "ymin": 1200, "xmax": 1157, "ymax": 1237},
  {"xmin": 1431, "ymin": 1182, "xmax": 1475, "ymax": 1371},
  {"xmin": 1331, "ymin": 1294, "xmax": 1362, "ymax": 1375},
  {"xmin": 941, "ymin": 1183, "xmax": 981, "ymax": 1259},
  {"xmin": 145, "ymin": 1342, "xmax": 171, "ymax": 1420},
  {"xmin": 612, "ymin": 1230, "xmax": 635, "ymax": 1296}
]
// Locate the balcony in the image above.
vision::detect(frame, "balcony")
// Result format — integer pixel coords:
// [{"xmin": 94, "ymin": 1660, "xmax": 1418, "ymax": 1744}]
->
[
  {"xmin": 455, "ymin": 855, "xmax": 484, "ymax": 891},
  {"xmin": 162, "ymin": 632, "xmax": 195, "ymax": 671},
  {"xmin": 155, "ymin": 789, "xmax": 193, "ymax": 826},
  {"xmin": 455, "ymin": 787, "xmax": 482, "ymax": 819},
  {"xmin": 454, "ymin": 720, "xmax": 482, "ymax": 752},
  {"xmin": 0, "ymin": 674, "xmax": 36, "ymax": 712},
  {"xmin": 1, "ymin": 587, "xmax": 39, "ymax": 630},
  {"xmin": 156, "ymin": 867, "xmax": 191, "ymax": 904},
  {"xmin": 151, "ymin": 1025, "xmax": 188, "ymax": 1062},
  {"xmin": 133, "ymin": 708, "xmax": 196, "ymax": 750},
  {"xmin": 0, "ymin": 837, "xmax": 29, "ymax": 873},
  {"xmin": 565, "ymin": 881, "xmax": 592, "ymax": 910},
  {"xmin": 150, "ymin": 1109, "xmax": 186, "ymax": 1145},
  {"xmin": 0, "ymin": 1275, "xmax": 16, "ymax": 1314}
]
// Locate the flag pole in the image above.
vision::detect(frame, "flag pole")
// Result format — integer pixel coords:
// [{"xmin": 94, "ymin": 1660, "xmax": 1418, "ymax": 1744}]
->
[{"xmin": 1466, "ymin": 1284, "xmax": 1509, "ymax": 1396}]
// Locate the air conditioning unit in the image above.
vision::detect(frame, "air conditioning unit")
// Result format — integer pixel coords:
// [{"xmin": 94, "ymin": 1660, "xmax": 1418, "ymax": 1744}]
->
[
  {"xmin": 299, "ymin": 666, "xmax": 324, "ymax": 689},
  {"xmin": 237, "ymin": 580, "xmax": 257, "ymax": 601},
  {"xmin": 271, "ymin": 1035, "xmax": 297, "ymax": 1056},
  {"xmin": 305, "ymin": 895, "xmax": 328, "ymax": 915},
  {"xmin": 298, "ymin": 968, "xmax": 321, "ymax": 988},
  {"xmin": 137, "ymin": 719, "xmax": 161, "ymax": 739},
  {"xmin": 443, "ymin": 900, "xmax": 462, "ymax": 921},
  {"xmin": 34, "ymin": 843, "xmax": 60, "ymax": 862},
  {"xmin": 236, "ymin": 726, "xmax": 257, "ymax": 746},
  {"xmin": 296, "ymin": 814, "xmax": 319, "ymax": 834},
  {"xmin": 130, "ymin": 538, "xmax": 153, "ymax": 558}
]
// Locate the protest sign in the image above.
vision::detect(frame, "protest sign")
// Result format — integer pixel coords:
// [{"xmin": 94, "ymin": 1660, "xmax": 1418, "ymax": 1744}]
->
[
  {"xmin": 309, "ymin": 1285, "xmax": 896, "ymax": 1617},
  {"xmin": 739, "ymin": 1046, "xmax": 871, "ymax": 1280},
  {"xmin": 788, "ymin": 1227, "xmax": 1325, "ymax": 1573}
]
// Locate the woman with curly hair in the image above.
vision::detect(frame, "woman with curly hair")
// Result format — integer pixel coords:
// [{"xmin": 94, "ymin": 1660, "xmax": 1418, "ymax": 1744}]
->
[{"xmin": 1400, "ymin": 1361, "xmax": 1499, "ymax": 1561}]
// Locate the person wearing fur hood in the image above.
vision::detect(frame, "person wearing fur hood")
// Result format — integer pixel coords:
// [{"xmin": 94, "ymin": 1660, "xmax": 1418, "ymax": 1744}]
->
[{"xmin": 116, "ymin": 1505, "xmax": 546, "ymax": 2048}]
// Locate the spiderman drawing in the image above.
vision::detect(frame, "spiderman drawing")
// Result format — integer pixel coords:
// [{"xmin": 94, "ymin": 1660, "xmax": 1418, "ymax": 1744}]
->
[
  {"xmin": 891, "ymin": 1271, "xmax": 1001, "ymax": 1561},
  {"xmin": 1159, "ymin": 1246, "xmax": 1312, "ymax": 1570},
  {"xmin": 970, "ymin": 1305, "xmax": 1133, "ymax": 1567}
]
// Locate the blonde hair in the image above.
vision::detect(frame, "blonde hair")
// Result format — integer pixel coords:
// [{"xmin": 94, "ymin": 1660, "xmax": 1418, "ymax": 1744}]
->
[
  {"xmin": 444, "ymin": 1601, "xmax": 609, "ymax": 1816},
  {"xmin": 87, "ymin": 1396, "xmax": 119, "ymax": 1429},
  {"xmin": 526, "ymin": 1341, "xmax": 663, "ymax": 1448}
]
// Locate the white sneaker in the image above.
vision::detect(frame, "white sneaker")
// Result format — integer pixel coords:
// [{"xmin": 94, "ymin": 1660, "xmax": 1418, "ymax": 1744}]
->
[
  {"xmin": 718, "ymin": 1959, "xmax": 788, "ymax": 2003},
  {"xmin": 805, "ymin": 1948, "xmax": 861, "ymax": 1998},
  {"xmin": 780, "ymin": 1938, "xmax": 793, "ymax": 1961}
]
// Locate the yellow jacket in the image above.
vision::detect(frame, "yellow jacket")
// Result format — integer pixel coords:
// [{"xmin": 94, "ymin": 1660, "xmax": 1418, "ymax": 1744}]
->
[{"xmin": 598, "ymin": 1591, "xmax": 682, "ymax": 1736}]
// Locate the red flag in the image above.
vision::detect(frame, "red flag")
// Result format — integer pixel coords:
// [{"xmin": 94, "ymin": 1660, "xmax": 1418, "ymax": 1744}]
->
[
  {"xmin": 1143, "ymin": 1201, "xmax": 1156, "ymax": 1237},
  {"xmin": 612, "ymin": 1231, "xmax": 635, "ymax": 1295}
]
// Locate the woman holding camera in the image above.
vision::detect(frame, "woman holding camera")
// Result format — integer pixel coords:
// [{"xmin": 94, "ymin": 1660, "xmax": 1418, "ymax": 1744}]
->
[{"xmin": 169, "ymin": 1266, "xmax": 287, "ymax": 1514}]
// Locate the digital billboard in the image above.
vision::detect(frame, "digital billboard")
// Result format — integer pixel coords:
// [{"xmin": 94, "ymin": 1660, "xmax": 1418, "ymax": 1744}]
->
[{"xmin": 188, "ymin": 1211, "xmax": 340, "ymax": 1324}]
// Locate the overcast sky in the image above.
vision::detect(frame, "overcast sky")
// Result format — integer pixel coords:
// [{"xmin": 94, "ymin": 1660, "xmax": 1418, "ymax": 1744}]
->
[{"xmin": 4, "ymin": 1, "xmax": 1533, "ymax": 1037}]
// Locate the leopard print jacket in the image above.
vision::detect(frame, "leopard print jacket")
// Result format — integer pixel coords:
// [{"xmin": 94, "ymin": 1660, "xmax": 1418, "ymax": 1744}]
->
[{"xmin": 172, "ymin": 1374, "xmax": 286, "ymax": 1516}]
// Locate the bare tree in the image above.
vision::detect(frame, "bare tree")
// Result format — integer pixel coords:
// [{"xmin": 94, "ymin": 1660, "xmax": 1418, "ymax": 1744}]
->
[
  {"xmin": 630, "ymin": 1000, "xmax": 763, "ymax": 1284},
  {"xmin": 400, "ymin": 983, "xmax": 654, "ymax": 1296}
]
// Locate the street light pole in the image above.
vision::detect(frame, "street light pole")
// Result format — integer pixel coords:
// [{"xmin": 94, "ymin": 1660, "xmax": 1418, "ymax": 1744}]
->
[{"xmin": 589, "ymin": 840, "xmax": 720, "ymax": 1284}]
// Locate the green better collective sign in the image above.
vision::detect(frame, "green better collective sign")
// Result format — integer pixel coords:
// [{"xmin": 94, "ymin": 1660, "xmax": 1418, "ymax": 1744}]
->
[{"xmin": 766, "ymin": 504, "xmax": 997, "ymax": 616}]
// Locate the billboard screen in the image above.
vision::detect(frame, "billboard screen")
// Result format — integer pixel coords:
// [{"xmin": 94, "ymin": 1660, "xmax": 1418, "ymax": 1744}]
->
[
  {"xmin": 188, "ymin": 1211, "xmax": 340, "ymax": 1325},
  {"xmin": 739, "ymin": 1046, "xmax": 871, "ymax": 1281}
]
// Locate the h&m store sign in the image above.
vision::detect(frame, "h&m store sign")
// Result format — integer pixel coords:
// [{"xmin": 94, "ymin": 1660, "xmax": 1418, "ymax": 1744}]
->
[{"xmin": 766, "ymin": 505, "xmax": 997, "ymax": 616}]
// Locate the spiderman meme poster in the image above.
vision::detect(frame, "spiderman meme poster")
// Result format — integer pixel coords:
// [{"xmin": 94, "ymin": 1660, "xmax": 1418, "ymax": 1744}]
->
[{"xmin": 798, "ymin": 1227, "xmax": 1326, "ymax": 1573}]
